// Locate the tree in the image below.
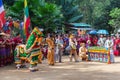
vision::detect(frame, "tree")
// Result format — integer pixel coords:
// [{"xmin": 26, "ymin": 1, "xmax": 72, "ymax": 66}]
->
[
  {"xmin": 6, "ymin": 0, "xmax": 62, "ymax": 32},
  {"xmin": 3, "ymin": 0, "xmax": 15, "ymax": 6},
  {"xmin": 94, "ymin": 0, "xmax": 120, "ymax": 33},
  {"xmin": 109, "ymin": 8, "xmax": 120, "ymax": 32},
  {"xmin": 78, "ymin": 0, "xmax": 111, "ymax": 25},
  {"xmin": 49, "ymin": 0, "xmax": 83, "ymax": 23}
]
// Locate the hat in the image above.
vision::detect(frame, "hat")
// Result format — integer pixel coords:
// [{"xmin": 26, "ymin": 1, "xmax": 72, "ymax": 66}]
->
[
  {"xmin": 80, "ymin": 43, "xmax": 85, "ymax": 46},
  {"xmin": 70, "ymin": 34, "xmax": 75, "ymax": 38}
]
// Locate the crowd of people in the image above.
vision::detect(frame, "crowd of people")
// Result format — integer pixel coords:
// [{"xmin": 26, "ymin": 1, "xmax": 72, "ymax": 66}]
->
[
  {"xmin": 0, "ymin": 33, "xmax": 22, "ymax": 67},
  {"xmin": 0, "ymin": 16, "xmax": 120, "ymax": 67},
  {"xmin": 40, "ymin": 32, "xmax": 120, "ymax": 65}
]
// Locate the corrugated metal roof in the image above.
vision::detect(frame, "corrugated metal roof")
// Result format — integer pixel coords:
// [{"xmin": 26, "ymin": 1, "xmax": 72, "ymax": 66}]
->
[{"xmin": 70, "ymin": 23, "xmax": 91, "ymax": 28}]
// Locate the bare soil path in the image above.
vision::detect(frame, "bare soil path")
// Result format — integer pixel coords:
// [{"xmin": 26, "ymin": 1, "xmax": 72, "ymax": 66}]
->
[{"xmin": 0, "ymin": 56, "xmax": 120, "ymax": 80}]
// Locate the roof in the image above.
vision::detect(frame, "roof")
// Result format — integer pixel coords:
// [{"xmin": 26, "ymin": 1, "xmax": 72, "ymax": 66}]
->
[
  {"xmin": 70, "ymin": 23, "xmax": 91, "ymax": 28},
  {"xmin": 70, "ymin": 27, "xmax": 92, "ymax": 30}
]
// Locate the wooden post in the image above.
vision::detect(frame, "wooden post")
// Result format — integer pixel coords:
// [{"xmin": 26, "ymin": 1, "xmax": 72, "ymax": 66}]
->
[{"xmin": 107, "ymin": 49, "xmax": 111, "ymax": 64}]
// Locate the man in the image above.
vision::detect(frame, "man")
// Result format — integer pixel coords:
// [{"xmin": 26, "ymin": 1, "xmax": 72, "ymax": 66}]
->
[
  {"xmin": 55, "ymin": 35, "xmax": 64, "ymax": 63},
  {"xmin": 97, "ymin": 35, "xmax": 105, "ymax": 47},
  {"xmin": 104, "ymin": 35, "xmax": 114, "ymax": 63}
]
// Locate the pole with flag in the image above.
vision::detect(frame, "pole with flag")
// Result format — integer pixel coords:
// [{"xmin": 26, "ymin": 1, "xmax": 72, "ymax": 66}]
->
[
  {"xmin": 24, "ymin": 0, "xmax": 30, "ymax": 40},
  {"xmin": 0, "ymin": 0, "xmax": 5, "ymax": 30}
]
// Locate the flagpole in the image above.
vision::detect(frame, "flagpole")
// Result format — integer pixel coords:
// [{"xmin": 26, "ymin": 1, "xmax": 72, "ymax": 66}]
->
[{"xmin": 24, "ymin": 0, "xmax": 31, "ymax": 41}]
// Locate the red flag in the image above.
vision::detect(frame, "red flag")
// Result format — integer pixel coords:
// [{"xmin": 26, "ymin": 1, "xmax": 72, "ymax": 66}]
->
[{"xmin": 0, "ymin": 0, "xmax": 5, "ymax": 30}]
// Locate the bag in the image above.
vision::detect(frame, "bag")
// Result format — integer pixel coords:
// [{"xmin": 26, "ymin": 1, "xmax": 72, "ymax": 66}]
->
[{"xmin": 65, "ymin": 45, "xmax": 71, "ymax": 51}]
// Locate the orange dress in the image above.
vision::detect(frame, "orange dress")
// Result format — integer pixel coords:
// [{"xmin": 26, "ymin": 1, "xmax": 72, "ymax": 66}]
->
[{"xmin": 46, "ymin": 38, "xmax": 55, "ymax": 65}]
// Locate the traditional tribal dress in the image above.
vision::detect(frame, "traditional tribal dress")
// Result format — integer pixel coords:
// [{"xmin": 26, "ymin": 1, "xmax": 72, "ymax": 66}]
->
[
  {"xmin": 46, "ymin": 37, "xmax": 55, "ymax": 65},
  {"xmin": 0, "ymin": 37, "xmax": 6, "ymax": 66},
  {"xmin": 14, "ymin": 27, "xmax": 43, "ymax": 71}
]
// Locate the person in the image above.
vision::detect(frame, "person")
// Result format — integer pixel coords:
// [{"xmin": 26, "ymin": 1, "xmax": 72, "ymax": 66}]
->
[
  {"xmin": 63, "ymin": 34, "xmax": 69, "ymax": 55},
  {"xmin": 55, "ymin": 35, "xmax": 64, "ymax": 63},
  {"xmin": 97, "ymin": 35, "xmax": 105, "ymax": 47},
  {"xmin": 116, "ymin": 35, "xmax": 120, "ymax": 56},
  {"xmin": 92, "ymin": 36, "xmax": 98, "ymax": 46},
  {"xmin": 104, "ymin": 35, "xmax": 115, "ymax": 63},
  {"xmin": 46, "ymin": 34, "xmax": 55, "ymax": 65},
  {"xmin": 114, "ymin": 35, "xmax": 120, "ymax": 56},
  {"xmin": 69, "ymin": 34, "xmax": 79, "ymax": 62},
  {"xmin": 86, "ymin": 34, "xmax": 92, "ymax": 47},
  {"xmin": 0, "ymin": 33, "xmax": 7, "ymax": 66},
  {"xmin": 79, "ymin": 43, "xmax": 88, "ymax": 61}
]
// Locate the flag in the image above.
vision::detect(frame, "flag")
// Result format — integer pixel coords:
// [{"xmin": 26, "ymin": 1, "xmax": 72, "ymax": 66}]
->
[
  {"xmin": 0, "ymin": 0, "xmax": 5, "ymax": 30},
  {"xmin": 24, "ymin": 0, "xmax": 30, "ymax": 40}
]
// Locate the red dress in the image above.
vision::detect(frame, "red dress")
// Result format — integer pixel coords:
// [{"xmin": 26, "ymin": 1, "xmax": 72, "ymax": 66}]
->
[
  {"xmin": 92, "ymin": 37, "xmax": 98, "ymax": 46},
  {"xmin": 114, "ymin": 38, "xmax": 120, "ymax": 56},
  {"xmin": 0, "ymin": 38, "xmax": 6, "ymax": 66}
]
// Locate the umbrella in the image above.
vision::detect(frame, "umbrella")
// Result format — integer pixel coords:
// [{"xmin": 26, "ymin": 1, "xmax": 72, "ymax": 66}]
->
[
  {"xmin": 89, "ymin": 30, "xmax": 97, "ymax": 35},
  {"xmin": 118, "ymin": 29, "xmax": 120, "ymax": 33},
  {"xmin": 97, "ymin": 29, "xmax": 109, "ymax": 35}
]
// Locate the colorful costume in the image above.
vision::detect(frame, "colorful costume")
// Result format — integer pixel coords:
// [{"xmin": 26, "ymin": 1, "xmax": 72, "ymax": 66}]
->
[
  {"xmin": 14, "ymin": 27, "xmax": 43, "ymax": 71},
  {"xmin": 69, "ymin": 34, "xmax": 78, "ymax": 62},
  {"xmin": 0, "ymin": 37, "xmax": 6, "ymax": 66},
  {"xmin": 38, "ymin": 50, "xmax": 43, "ymax": 63},
  {"xmin": 79, "ymin": 43, "xmax": 88, "ymax": 61},
  {"xmin": 46, "ymin": 37, "xmax": 55, "ymax": 65}
]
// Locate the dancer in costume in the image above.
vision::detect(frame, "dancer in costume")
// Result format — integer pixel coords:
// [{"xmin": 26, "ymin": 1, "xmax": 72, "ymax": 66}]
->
[
  {"xmin": 69, "ymin": 34, "xmax": 78, "ymax": 62},
  {"xmin": 14, "ymin": 27, "xmax": 43, "ymax": 72},
  {"xmin": 79, "ymin": 43, "xmax": 88, "ymax": 61},
  {"xmin": 46, "ymin": 34, "xmax": 55, "ymax": 65},
  {"xmin": 38, "ymin": 46, "xmax": 43, "ymax": 64}
]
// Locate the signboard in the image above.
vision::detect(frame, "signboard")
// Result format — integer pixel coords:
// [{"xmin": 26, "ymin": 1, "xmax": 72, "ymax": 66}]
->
[{"xmin": 88, "ymin": 47, "xmax": 111, "ymax": 64}]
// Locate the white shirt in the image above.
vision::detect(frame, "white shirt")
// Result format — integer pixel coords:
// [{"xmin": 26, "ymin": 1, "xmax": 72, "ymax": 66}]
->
[
  {"xmin": 55, "ymin": 39, "xmax": 64, "ymax": 48},
  {"xmin": 97, "ymin": 38, "xmax": 104, "ymax": 47},
  {"xmin": 104, "ymin": 39, "xmax": 113, "ymax": 49}
]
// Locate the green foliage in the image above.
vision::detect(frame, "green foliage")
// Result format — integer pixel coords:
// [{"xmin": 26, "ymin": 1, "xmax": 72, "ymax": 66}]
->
[
  {"xmin": 3, "ymin": 0, "xmax": 15, "ymax": 6},
  {"xmin": 109, "ymin": 8, "xmax": 120, "ymax": 32},
  {"xmin": 109, "ymin": 8, "xmax": 120, "ymax": 18},
  {"xmin": 94, "ymin": 0, "xmax": 120, "ymax": 33},
  {"xmin": 52, "ymin": 0, "xmax": 83, "ymax": 23},
  {"xmin": 78, "ymin": 0, "xmax": 111, "ymax": 25},
  {"xmin": 4, "ymin": 0, "xmax": 120, "ymax": 33},
  {"xmin": 6, "ymin": 0, "xmax": 62, "ymax": 32}
]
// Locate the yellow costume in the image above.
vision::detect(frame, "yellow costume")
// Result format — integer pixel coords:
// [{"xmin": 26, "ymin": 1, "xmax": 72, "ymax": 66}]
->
[
  {"xmin": 69, "ymin": 34, "xmax": 78, "ymax": 62},
  {"xmin": 38, "ymin": 51, "xmax": 43, "ymax": 63},
  {"xmin": 46, "ymin": 37, "xmax": 55, "ymax": 65},
  {"xmin": 79, "ymin": 43, "xmax": 88, "ymax": 61}
]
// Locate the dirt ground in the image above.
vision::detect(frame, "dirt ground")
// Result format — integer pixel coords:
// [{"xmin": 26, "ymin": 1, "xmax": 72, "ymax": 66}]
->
[{"xmin": 0, "ymin": 56, "xmax": 120, "ymax": 80}]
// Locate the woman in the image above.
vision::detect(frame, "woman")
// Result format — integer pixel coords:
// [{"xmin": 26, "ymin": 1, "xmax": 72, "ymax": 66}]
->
[{"xmin": 0, "ymin": 33, "xmax": 7, "ymax": 66}]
